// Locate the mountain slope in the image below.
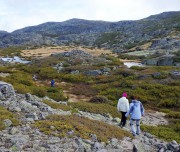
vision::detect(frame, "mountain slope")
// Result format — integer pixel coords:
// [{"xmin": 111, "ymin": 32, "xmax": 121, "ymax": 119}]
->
[{"xmin": 0, "ymin": 11, "xmax": 179, "ymax": 50}]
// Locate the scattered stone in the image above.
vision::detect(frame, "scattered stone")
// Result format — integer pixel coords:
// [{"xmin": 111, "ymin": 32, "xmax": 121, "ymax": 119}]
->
[
  {"xmin": 3, "ymin": 119, "xmax": 12, "ymax": 127},
  {"xmin": 9, "ymin": 127, "xmax": 18, "ymax": 135},
  {"xmin": 25, "ymin": 113, "xmax": 38, "ymax": 120},
  {"xmin": 112, "ymin": 117, "xmax": 121, "ymax": 123},
  {"xmin": 167, "ymin": 140, "xmax": 180, "ymax": 152}
]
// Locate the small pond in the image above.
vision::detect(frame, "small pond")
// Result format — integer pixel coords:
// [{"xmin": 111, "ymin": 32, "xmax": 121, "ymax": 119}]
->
[
  {"xmin": 0, "ymin": 56, "xmax": 30, "ymax": 64},
  {"xmin": 123, "ymin": 62, "xmax": 145, "ymax": 68}
]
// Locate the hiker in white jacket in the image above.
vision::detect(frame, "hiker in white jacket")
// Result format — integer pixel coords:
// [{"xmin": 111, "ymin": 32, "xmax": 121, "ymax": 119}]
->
[{"xmin": 117, "ymin": 92, "xmax": 129, "ymax": 127}]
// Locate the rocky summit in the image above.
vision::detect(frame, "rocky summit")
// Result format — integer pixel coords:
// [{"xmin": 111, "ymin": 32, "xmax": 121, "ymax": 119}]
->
[{"xmin": 0, "ymin": 81, "xmax": 179, "ymax": 152}]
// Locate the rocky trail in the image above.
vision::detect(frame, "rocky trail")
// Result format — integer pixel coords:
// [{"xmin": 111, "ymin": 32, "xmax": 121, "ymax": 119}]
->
[{"xmin": 0, "ymin": 82, "xmax": 179, "ymax": 152}]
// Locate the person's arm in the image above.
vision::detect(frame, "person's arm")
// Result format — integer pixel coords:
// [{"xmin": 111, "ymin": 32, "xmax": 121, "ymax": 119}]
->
[
  {"xmin": 117, "ymin": 100, "xmax": 120, "ymax": 111},
  {"xmin": 140, "ymin": 102, "xmax": 145, "ymax": 116},
  {"xmin": 125, "ymin": 103, "xmax": 132, "ymax": 117},
  {"xmin": 126, "ymin": 99, "xmax": 129, "ymax": 112}
]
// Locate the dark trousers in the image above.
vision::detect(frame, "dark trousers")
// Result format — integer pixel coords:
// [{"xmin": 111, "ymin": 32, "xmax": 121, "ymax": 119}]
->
[{"xmin": 120, "ymin": 112, "xmax": 127, "ymax": 127}]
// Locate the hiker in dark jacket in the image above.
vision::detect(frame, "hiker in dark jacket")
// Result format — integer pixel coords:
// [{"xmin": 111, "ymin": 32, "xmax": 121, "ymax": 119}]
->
[
  {"xmin": 51, "ymin": 79, "xmax": 55, "ymax": 87},
  {"xmin": 125, "ymin": 96, "xmax": 144, "ymax": 136}
]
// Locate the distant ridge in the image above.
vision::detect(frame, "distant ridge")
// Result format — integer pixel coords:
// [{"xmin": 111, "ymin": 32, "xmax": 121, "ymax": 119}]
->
[{"xmin": 0, "ymin": 11, "xmax": 179, "ymax": 50}]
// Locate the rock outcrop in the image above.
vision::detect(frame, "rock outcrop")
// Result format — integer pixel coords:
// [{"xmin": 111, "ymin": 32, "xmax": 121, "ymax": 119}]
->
[{"xmin": 0, "ymin": 81, "xmax": 16, "ymax": 99}]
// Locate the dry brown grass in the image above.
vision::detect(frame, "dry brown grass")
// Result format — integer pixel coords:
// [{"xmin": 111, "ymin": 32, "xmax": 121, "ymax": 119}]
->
[
  {"xmin": 35, "ymin": 80, "xmax": 90, "ymax": 102},
  {"xmin": 21, "ymin": 46, "xmax": 114, "ymax": 58},
  {"xmin": 129, "ymin": 42, "xmax": 152, "ymax": 51},
  {"xmin": 60, "ymin": 82, "xmax": 91, "ymax": 102}
]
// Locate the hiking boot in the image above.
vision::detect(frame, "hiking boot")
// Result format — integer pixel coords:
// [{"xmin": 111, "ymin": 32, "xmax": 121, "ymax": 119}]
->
[{"xmin": 119, "ymin": 123, "xmax": 123, "ymax": 127}]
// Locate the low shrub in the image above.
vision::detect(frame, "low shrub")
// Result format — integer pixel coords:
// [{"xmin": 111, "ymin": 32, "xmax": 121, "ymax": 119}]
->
[
  {"xmin": 0, "ymin": 106, "xmax": 19, "ymax": 130},
  {"xmin": 158, "ymin": 99, "xmax": 180, "ymax": 108},
  {"xmin": 46, "ymin": 86, "xmax": 67, "ymax": 101},
  {"xmin": 165, "ymin": 111, "xmax": 180, "ymax": 119},
  {"xmin": 130, "ymin": 66, "xmax": 147, "ymax": 71},
  {"xmin": 39, "ymin": 67, "xmax": 60, "ymax": 80},
  {"xmin": 4, "ymin": 71, "xmax": 34, "ymax": 85},
  {"xmin": 69, "ymin": 101, "xmax": 119, "ymax": 118},
  {"xmin": 159, "ymin": 109, "xmax": 171, "ymax": 113},
  {"xmin": 152, "ymin": 72, "xmax": 169, "ymax": 79},
  {"xmin": 34, "ymin": 115, "xmax": 131, "ymax": 142},
  {"xmin": 71, "ymin": 83, "xmax": 98, "ymax": 96},
  {"xmin": 0, "ymin": 66, "xmax": 13, "ymax": 73},
  {"xmin": 31, "ymin": 86, "xmax": 47, "ymax": 97},
  {"xmin": 64, "ymin": 65, "xmax": 96, "ymax": 72},
  {"xmin": 141, "ymin": 125, "xmax": 180, "ymax": 143},
  {"xmin": 61, "ymin": 74, "xmax": 89, "ymax": 83},
  {"xmin": 114, "ymin": 69, "xmax": 135, "ymax": 77},
  {"xmin": 89, "ymin": 95, "xmax": 109, "ymax": 104},
  {"xmin": 0, "ymin": 46, "xmax": 24, "ymax": 57},
  {"xmin": 42, "ymin": 100, "xmax": 71, "ymax": 111},
  {"xmin": 13, "ymin": 83, "xmax": 32, "ymax": 94}
]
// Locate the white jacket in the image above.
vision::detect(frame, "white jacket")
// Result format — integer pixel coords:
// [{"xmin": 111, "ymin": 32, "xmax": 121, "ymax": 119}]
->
[{"xmin": 117, "ymin": 97, "xmax": 129, "ymax": 112}]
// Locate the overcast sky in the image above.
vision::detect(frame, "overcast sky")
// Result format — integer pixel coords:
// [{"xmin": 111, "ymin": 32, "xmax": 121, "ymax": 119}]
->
[{"xmin": 0, "ymin": 0, "xmax": 180, "ymax": 32}]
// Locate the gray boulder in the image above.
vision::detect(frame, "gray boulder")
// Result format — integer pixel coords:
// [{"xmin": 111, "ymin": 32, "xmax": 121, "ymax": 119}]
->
[
  {"xmin": 84, "ymin": 70, "xmax": 102, "ymax": 76},
  {"xmin": 143, "ymin": 58, "xmax": 158, "ymax": 65},
  {"xmin": 3, "ymin": 119, "xmax": 12, "ymax": 127},
  {"xmin": 157, "ymin": 55, "xmax": 174, "ymax": 66},
  {"xmin": 170, "ymin": 70, "xmax": 180, "ymax": 79},
  {"xmin": 167, "ymin": 140, "xmax": 180, "ymax": 152},
  {"xmin": 0, "ymin": 81, "xmax": 15, "ymax": 99}
]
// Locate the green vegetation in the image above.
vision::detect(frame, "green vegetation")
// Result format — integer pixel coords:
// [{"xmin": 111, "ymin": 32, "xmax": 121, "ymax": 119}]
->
[
  {"xmin": 42, "ymin": 100, "xmax": 71, "ymax": 111},
  {"xmin": 0, "ymin": 47, "xmax": 24, "ymax": 57},
  {"xmin": 0, "ymin": 106, "xmax": 19, "ymax": 130},
  {"xmin": 34, "ymin": 115, "xmax": 131, "ymax": 142},
  {"xmin": 0, "ymin": 68, "xmax": 67, "ymax": 101},
  {"xmin": 0, "ymin": 47, "xmax": 179, "ymax": 142},
  {"xmin": 118, "ymin": 54, "xmax": 145, "ymax": 60},
  {"xmin": 95, "ymin": 32, "xmax": 122, "ymax": 47},
  {"xmin": 69, "ymin": 101, "xmax": 119, "ymax": 118},
  {"xmin": 70, "ymin": 83, "xmax": 98, "ymax": 97},
  {"xmin": 165, "ymin": 111, "xmax": 180, "ymax": 119},
  {"xmin": 130, "ymin": 66, "xmax": 147, "ymax": 71},
  {"xmin": 89, "ymin": 95, "xmax": 109, "ymax": 104},
  {"xmin": 142, "ymin": 108, "xmax": 180, "ymax": 143},
  {"xmin": 141, "ymin": 125, "xmax": 180, "ymax": 143}
]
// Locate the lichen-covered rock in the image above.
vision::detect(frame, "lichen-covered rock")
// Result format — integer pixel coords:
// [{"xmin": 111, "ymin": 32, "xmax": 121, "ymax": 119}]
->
[{"xmin": 0, "ymin": 81, "xmax": 15, "ymax": 99}]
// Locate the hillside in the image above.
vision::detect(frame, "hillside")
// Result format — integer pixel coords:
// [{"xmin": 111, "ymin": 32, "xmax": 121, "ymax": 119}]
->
[
  {"xmin": 0, "ymin": 11, "xmax": 180, "ymax": 151},
  {"xmin": 0, "ymin": 11, "xmax": 179, "ymax": 52},
  {"xmin": 0, "ymin": 48, "xmax": 179, "ymax": 151}
]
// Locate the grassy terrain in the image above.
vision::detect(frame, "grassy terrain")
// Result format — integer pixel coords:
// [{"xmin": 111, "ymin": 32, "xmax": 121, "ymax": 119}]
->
[
  {"xmin": 42, "ymin": 100, "xmax": 71, "ymax": 111},
  {"xmin": 69, "ymin": 101, "xmax": 120, "ymax": 118},
  {"xmin": 0, "ymin": 67, "xmax": 67, "ymax": 101},
  {"xmin": 0, "ymin": 47, "xmax": 24, "ymax": 57},
  {"xmin": 34, "ymin": 114, "xmax": 131, "ymax": 142},
  {"xmin": 0, "ymin": 106, "xmax": 19, "ymax": 130},
  {"xmin": 141, "ymin": 124, "xmax": 180, "ymax": 143},
  {"xmin": 0, "ymin": 46, "xmax": 179, "ymax": 142},
  {"xmin": 142, "ymin": 110, "xmax": 180, "ymax": 143}
]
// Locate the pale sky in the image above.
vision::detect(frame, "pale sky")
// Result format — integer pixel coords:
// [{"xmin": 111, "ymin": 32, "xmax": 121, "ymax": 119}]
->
[{"xmin": 0, "ymin": 0, "xmax": 180, "ymax": 32}]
